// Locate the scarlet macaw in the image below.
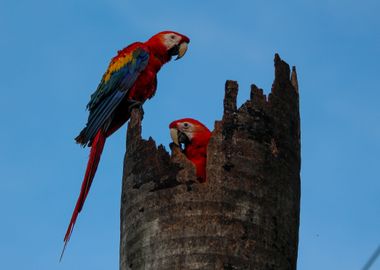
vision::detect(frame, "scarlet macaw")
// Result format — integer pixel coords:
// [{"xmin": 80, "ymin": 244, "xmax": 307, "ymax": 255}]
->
[
  {"xmin": 62, "ymin": 31, "xmax": 190, "ymax": 258},
  {"xmin": 169, "ymin": 118, "xmax": 211, "ymax": 182}
]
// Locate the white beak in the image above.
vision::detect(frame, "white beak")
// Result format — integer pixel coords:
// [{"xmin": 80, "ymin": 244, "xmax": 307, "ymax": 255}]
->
[
  {"xmin": 175, "ymin": 42, "xmax": 188, "ymax": 60},
  {"xmin": 170, "ymin": 128, "xmax": 179, "ymax": 145}
]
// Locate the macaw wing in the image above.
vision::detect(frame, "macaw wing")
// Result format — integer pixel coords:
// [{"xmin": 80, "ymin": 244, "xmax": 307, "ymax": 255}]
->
[{"xmin": 78, "ymin": 44, "xmax": 149, "ymax": 145}]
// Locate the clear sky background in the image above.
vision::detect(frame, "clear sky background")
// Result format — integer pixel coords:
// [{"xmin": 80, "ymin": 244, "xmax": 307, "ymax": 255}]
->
[{"xmin": 1, "ymin": 0, "xmax": 379, "ymax": 269}]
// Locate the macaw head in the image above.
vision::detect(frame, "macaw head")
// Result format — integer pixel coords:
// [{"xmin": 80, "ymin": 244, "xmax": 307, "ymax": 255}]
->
[
  {"xmin": 169, "ymin": 118, "xmax": 211, "ymax": 149},
  {"xmin": 169, "ymin": 118, "xmax": 211, "ymax": 182},
  {"xmin": 146, "ymin": 31, "xmax": 190, "ymax": 61}
]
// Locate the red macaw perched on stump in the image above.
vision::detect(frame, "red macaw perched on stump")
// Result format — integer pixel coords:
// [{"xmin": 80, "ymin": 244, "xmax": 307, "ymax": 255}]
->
[
  {"xmin": 169, "ymin": 118, "xmax": 211, "ymax": 182},
  {"xmin": 61, "ymin": 31, "xmax": 190, "ymax": 259}
]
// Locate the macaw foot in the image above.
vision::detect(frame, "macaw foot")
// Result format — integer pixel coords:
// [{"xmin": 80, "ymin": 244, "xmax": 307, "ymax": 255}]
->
[{"xmin": 128, "ymin": 99, "xmax": 144, "ymax": 112}]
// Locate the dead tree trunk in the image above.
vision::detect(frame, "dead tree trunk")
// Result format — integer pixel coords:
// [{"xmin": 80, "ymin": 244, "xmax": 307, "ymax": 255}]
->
[{"xmin": 120, "ymin": 54, "xmax": 301, "ymax": 270}]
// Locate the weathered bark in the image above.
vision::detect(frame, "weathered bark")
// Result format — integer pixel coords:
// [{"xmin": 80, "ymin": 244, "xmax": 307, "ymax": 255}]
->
[{"xmin": 120, "ymin": 54, "xmax": 301, "ymax": 270}]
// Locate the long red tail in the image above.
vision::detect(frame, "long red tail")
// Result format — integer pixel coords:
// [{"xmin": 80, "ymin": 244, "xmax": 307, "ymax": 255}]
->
[{"xmin": 60, "ymin": 130, "xmax": 106, "ymax": 261}]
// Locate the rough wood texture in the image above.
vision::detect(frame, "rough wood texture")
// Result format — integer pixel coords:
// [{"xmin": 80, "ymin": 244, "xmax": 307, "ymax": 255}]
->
[{"xmin": 120, "ymin": 54, "xmax": 301, "ymax": 270}]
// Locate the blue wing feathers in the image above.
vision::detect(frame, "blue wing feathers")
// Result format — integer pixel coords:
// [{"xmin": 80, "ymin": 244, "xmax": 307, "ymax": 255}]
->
[
  {"xmin": 76, "ymin": 47, "xmax": 149, "ymax": 146},
  {"xmin": 86, "ymin": 47, "xmax": 148, "ymax": 110},
  {"xmin": 84, "ymin": 91, "xmax": 124, "ymax": 142}
]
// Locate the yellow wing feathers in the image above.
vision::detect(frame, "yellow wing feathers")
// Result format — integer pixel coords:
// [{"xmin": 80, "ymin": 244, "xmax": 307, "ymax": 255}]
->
[{"xmin": 103, "ymin": 53, "xmax": 134, "ymax": 82}]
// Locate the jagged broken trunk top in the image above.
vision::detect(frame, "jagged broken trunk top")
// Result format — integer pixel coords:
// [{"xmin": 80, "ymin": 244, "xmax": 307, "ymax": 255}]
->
[{"xmin": 120, "ymin": 54, "xmax": 300, "ymax": 270}]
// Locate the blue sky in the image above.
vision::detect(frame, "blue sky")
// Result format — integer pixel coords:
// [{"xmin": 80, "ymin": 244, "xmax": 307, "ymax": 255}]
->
[{"xmin": 1, "ymin": 0, "xmax": 379, "ymax": 269}]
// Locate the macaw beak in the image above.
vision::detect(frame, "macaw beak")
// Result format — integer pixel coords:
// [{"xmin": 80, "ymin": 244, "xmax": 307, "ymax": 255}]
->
[
  {"xmin": 170, "ymin": 128, "xmax": 179, "ymax": 145},
  {"xmin": 170, "ymin": 128, "xmax": 190, "ymax": 148},
  {"xmin": 175, "ymin": 42, "xmax": 188, "ymax": 60}
]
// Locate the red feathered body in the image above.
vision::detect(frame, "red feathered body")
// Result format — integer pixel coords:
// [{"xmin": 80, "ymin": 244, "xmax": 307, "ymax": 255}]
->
[
  {"xmin": 62, "ymin": 31, "xmax": 189, "ymax": 259},
  {"xmin": 184, "ymin": 132, "xmax": 211, "ymax": 182},
  {"xmin": 103, "ymin": 34, "xmax": 188, "ymax": 137},
  {"xmin": 103, "ymin": 42, "xmax": 168, "ymax": 137}
]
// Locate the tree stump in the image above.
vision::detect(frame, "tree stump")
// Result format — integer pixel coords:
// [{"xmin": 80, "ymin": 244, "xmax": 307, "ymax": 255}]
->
[{"xmin": 120, "ymin": 54, "xmax": 301, "ymax": 270}]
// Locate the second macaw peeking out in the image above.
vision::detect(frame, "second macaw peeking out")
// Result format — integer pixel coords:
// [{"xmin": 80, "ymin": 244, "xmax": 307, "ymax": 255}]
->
[{"xmin": 169, "ymin": 118, "xmax": 211, "ymax": 182}]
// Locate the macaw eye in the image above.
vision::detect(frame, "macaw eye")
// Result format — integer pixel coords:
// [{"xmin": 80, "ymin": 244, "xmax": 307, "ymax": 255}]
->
[
  {"xmin": 170, "ymin": 35, "xmax": 176, "ymax": 40},
  {"xmin": 183, "ymin": 123, "xmax": 189, "ymax": 128}
]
